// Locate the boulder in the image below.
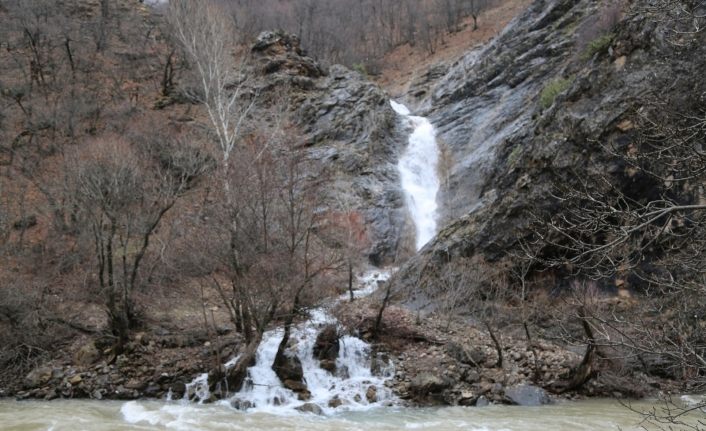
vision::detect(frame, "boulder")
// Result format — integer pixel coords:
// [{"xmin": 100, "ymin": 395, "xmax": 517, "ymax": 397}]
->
[
  {"xmin": 504, "ymin": 384, "xmax": 551, "ymax": 406},
  {"xmin": 409, "ymin": 373, "xmax": 451, "ymax": 397},
  {"xmin": 24, "ymin": 367, "xmax": 52, "ymax": 389},
  {"xmin": 313, "ymin": 325, "xmax": 340, "ymax": 373},
  {"xmin": 458, "ymin": 390, "xmax": 478, "ymax": 406},
  {"xmin": 446, "ymin": 342, "xmax": 486, "ymax": 366},
  {"xmin": 328, "ymin": 397, "xmax": 343, "ymax": 408},
  {"xmin": 366, "ymin": 385, "xmax": 377, "ymax": 403},
  {"xmin": 230, "ymin": 399, "xmax": 254, "ymax": 410},
  {"xmin": 274, "ymin": 351, "xmax": 311, "ymax": 400},
  {"xmin": 476, "ymin": 395, "xmax": 490, "ymax": 407},
  {"xmin": 296, "ymin": 402, "xmax": 323, "ymax": 415}
]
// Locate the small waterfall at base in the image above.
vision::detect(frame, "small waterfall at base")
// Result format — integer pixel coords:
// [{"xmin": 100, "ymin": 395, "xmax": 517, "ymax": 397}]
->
[
  {"xmin": 390, "ymin": 101, "xmax": 441, "ymax": 250},
  {"xmin": 182, "ymin": 270, "xmax": 396, "ymax": 415}
]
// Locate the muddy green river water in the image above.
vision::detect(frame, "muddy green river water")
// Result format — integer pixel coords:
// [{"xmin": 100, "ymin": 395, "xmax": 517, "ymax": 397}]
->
[{"xmin": 1, "ymin": 397, "xmax": 704, "ymax": 431}]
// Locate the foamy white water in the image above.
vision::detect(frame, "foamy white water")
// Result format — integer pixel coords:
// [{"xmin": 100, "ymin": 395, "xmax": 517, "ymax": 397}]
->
[
  {"xmin": 391, "ymin": 101, "xmax": 441, "ymax": 250},
  {"xmin": 183, "ymin": 270, "xmax": 395, "ymax": 415}
]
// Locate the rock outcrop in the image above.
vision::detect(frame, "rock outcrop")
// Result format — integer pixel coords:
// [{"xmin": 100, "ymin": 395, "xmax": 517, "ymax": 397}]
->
[
  {"xmin": 247, "ymin": 31, "xmax": 408, "ymax": 264},
  {"xmin": 395, "ymin": 0, "xmax": 706, "ymax": 291}
]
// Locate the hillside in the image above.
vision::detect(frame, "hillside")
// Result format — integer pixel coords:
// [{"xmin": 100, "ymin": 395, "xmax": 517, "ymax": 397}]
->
[{"xmin": 0, "ymin": 0, "xmax": 704, "ymax": 422}]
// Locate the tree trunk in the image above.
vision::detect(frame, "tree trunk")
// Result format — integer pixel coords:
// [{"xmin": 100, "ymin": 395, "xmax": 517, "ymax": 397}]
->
[
  {"xmin": 550, "ymin": 308, "xmax": 596, "ymax": 394},
  {"xmin": 348, "ymin": 260, "xmax": 354, "ymax": 302},
  {"xmin": 373, "ymin": 279, "xmax": 393, "ymax": 341},
  {"xmin": 485, "ymin": 321, "xmax": 503, "ymax": 368},
  {"xmin": 210, "ymin": 333, "xmax": 262, "ymax": 396}
]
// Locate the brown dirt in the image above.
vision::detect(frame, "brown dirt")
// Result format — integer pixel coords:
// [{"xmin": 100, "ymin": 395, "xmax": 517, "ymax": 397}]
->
[{"xmin": 376, "ymin": 0, "xmax": 532, "ymax": 97}]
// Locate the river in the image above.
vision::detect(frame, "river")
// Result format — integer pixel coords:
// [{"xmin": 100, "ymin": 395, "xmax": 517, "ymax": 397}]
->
[{"xmin": 0, "ymin": 397, "xmax": 695, "ymax": 430}]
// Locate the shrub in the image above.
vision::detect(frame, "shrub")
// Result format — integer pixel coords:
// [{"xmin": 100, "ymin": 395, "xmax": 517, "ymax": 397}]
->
[
  {"xmin": 352, "ymin": 63, "xmax": 368, "ymax": 76},
  {"xmin": 539, "ymin": 76, "xmax": 574, "ymax": 109},
  {"xmin": 581, "ymin": 33, "xmax": 614, "ymax": 61}
]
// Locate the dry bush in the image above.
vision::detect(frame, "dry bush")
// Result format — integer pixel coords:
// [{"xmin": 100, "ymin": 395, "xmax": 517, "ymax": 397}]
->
[{"xmin": 0, "ymin": 280, "xmax": 73, "ymax": 386}]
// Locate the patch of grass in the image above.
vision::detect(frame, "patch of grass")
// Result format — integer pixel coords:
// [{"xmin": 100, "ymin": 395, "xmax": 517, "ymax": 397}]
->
[
  {"xmin": 352, "ymin": 63, "xmax": 368, "ymax": 76},
  {"xmin": 539, "ymin": 76, "xmax": 574, "ymax": 110},
  {"xmin": 581, "ymin": 33, "xmax": 614, "ymax": 61},
  {"xmin": 508, "ymin": 144, "xmax": 523, "ymax": 167}
]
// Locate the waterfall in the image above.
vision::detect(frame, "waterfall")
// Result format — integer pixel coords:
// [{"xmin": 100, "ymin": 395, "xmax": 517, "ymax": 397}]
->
[
  {"xmin": 182, "ymin": 270, "xmax": 395, "ymax": 414},
  {"xmin": 391, "ymin": 101, "xmax": 441, "ymax": 250}
]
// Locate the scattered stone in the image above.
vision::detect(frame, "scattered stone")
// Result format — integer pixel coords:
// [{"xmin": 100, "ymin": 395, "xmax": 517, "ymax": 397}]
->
[
  {"xmin": 230, "ymin": 399, "xmax": 253, "ymax": 410},
  {"xmin": 504, "ymin": 384, "xmax": 551, "ymax": 406},
  {"xmin": 328, "ymin": 397, "xmax": 343, "ymax": 408},
  {"xmin": 24, "ymin": 368, "xmax": 52, "ymax": 389},
  {"xmin": 476, "ymin": 395, "xmax": 490, "ymax": 407},
  {"xmin": 296, "ymin": 402, "xmax": 324, "ymax": 415},
  {"xmin": 169, "ymin": 382, "xmax": 186, "ymax": 399},
  {"xmin": 409, "ymin": 373, "xmax": 451, "ymax": 401},
  {"xmin": 44, "ymin": 389, "xmax": 59, "ymax": 401},
  {"xmin": 459, "ymin": 390, "xmax": 477, "ymax": 406},
  {"xmin": 125, "ymin": 379, "xmax": 145, "ymax": 390},
  {"xmin": 68, "ymin": 375, "xmax": 83, "ymax": 385},
  {"xmin": 366, "ymin": 385, "xmax": 378, "ymax": 403}
]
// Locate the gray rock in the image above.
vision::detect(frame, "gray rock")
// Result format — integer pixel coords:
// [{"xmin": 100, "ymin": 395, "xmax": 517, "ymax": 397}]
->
[
  {"xmin": 475, "ymin": 395, "xmax": 490, "ymax": 407},
  {"xmin": 245, "ymin": 32, "xmax": 407, "ymax": 264},
  {"xmin": 230, "ymin": 399, "xmax": 253, "ymax": 410},
  {"xmin": 446, "ymin": 342, "xmax": 486, "ymax": 366},
  {"xmin": 24, "ymin": 367, "xmax": 52, "ymax": 389},
  {"xmin": 296, "ymin": 402, "xmax": 324, "ymax": 415},
  {"xmin": 504, "ymin": 384, "xmax": 552, "ymax": 406},
  {"xmin": 409, "ymin": 373, "xmax": 451, "ymax": 395}
]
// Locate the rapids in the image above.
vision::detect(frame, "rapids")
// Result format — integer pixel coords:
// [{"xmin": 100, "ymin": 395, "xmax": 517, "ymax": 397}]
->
[
  {"xmin": 180, "ymin": 271, "xmax": 395, "ymax": 414},
  {"xmin": 2, "ymin": 397, "xmax": 703, "ymax": 430}
]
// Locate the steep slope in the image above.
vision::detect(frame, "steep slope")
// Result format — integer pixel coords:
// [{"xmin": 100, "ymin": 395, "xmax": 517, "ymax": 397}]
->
[
  {"xmin": 245, "ymin": 32, "xmax": 409, "ymax": 264},
  {"xmin": 407, "ymin": 0, "xmax": 598, "ymax": 222},
  {"xmin": 395, "ymin": 0, "xmax": 706, "ymax": 287}
]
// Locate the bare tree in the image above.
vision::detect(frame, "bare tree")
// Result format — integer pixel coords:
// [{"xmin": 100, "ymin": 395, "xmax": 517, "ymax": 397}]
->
[
  {"xmin": 529, "ymin": 44, "xmax": 706, "ymax": 424},
  {"xmin": 70, "ymin": 137, "xmax": 208, "ymax": 354}
]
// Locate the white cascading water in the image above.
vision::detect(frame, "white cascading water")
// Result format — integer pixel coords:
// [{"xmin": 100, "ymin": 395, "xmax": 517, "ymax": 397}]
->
[
  {"xmin": 124, "ymin": 102, "xmax": 441, "ymax": 422},
  {"xmin": 390, "ymin": 101, "xmax": 441, "ymax": 250},
  {"xmin": 169, "ymin": 270, "xmax": 395, "ymax": 416}
]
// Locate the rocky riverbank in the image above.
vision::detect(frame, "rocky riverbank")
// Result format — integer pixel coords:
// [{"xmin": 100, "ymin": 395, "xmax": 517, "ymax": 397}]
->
[
  {"xmin": 6, "ymin": 288, "xmax": 675, "ymax": 408},
  {"xmin": 334, "ymin": 297, "xmax": 675, "ymax": 408}
]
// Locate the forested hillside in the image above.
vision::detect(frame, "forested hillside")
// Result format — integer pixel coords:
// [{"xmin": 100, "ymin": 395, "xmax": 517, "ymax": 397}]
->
[{"xmin": 0, "ymin": 0, "xmax": 704, "ymax": 427}]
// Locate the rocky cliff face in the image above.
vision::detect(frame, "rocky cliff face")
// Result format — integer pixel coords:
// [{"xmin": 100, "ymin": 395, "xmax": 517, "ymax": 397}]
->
[
  {"xmin": 407, "ymin": 0, "xmax": 597, "ymax": 223},
  {"xmin": 246, "ymin": 32, "xmax": 408, "ymax": 264},
  {"xmin": 395, "ymin": 0, "xmax": 706, "ymax": 290}
]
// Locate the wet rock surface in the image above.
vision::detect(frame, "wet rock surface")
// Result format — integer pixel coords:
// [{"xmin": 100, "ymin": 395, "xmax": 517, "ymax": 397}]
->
[
  {"xmin": 395, "ymin": 0, "xmax": 706, "ymax": 306},
  {"xmin": 407, "ymin": 0, "xmax": 599, "ymax": 223},
  {"xmin": 504, "ymin": 384, "xmax": 551, "ymax": 406},
  {"xmin": 313, "ymin": 325, "xmax": 340, "ymax": 373},
  {"xmin": 247, "ymin": 31, "xmax": 409, "ymax": 264}
]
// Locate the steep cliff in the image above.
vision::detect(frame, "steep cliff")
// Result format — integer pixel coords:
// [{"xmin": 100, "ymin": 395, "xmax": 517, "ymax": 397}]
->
[
  {"xmin": 231, "ymin": 32, "xmax": 409, "ymax": 264},
  {"xmin": 395, "ymin": 0, "xmax": 706, "ymax": 289}
]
